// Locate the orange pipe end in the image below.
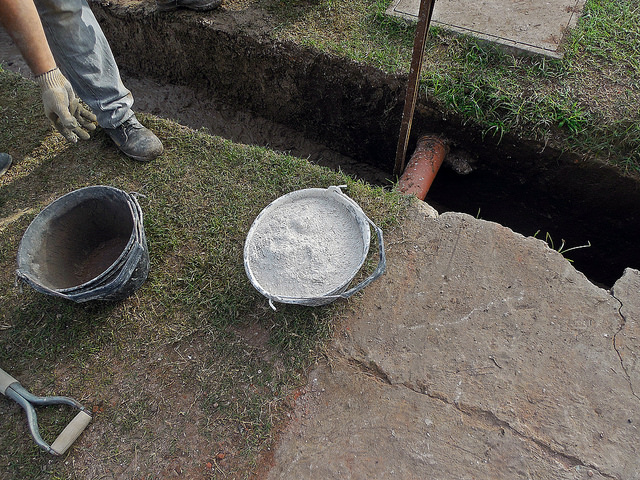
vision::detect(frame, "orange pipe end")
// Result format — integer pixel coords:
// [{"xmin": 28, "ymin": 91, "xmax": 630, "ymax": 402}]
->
[{"xmin": 397, "ymin": 135, "xmax": 448, "ymax": 201}]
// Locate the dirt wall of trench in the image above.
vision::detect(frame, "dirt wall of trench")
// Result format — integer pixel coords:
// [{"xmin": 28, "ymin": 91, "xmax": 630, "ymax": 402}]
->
[
  {"xmin": 91, "ymin": 1, "xmax": 573, "ymax": 173},
  {"xmin": 91, "ymin": 2, "xmax": 408, "ymax": 169}
]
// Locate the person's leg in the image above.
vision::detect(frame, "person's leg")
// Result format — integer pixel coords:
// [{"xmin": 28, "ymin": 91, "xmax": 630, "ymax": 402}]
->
[
  {"xmin": 34, "ymin": 0, "xmax": 132, "ymax": 129},
  {"xmin": 34, "ymin": 0, "xmax": 162, "ymax": 161}
]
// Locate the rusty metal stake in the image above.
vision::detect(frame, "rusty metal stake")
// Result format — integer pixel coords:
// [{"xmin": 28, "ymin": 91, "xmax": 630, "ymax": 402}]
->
[{"xmin": 393, "ymin": 0, "xmax": 436, "ymax": 177}]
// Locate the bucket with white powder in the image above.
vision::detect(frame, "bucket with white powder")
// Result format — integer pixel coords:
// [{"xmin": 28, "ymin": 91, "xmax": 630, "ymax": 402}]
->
[{"xmin": 244, "ymin": 186, "xmax": 386, "ymax": 308}]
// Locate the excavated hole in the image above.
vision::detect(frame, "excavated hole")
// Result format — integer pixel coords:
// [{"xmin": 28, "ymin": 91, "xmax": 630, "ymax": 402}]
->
[
  {"xmin": 123, "ymin": 71, "xmax": 639, "ymax": 289},
  {"xmin": 4, "ymin": 14, "xmax": 639, "ymax": 289},
  {"xmin": 88, "ymin": 6, "xmax": 637, "ymax": 290}
]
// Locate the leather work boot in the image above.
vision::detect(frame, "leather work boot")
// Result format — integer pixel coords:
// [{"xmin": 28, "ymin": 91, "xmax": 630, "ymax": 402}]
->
[
  {"xmin": 156, "ymin": 0, "xmax": 222, "ymax": 12},
  {"xmin": 105, "ymin": 116, "xmax": 164, "ymax": 163}
]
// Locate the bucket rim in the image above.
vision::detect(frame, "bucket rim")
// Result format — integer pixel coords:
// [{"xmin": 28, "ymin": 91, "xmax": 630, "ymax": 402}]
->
[
  {"xmin": 244, "ymin": 186, "xmax": 371, "ymax": 305},
  {"xmin": 16, "ymin": 185, "xmax": 143, "ymax": 293}
]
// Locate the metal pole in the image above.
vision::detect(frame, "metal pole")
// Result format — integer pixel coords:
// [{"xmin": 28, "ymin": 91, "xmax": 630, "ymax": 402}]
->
[{"xmin": 393, "ymin": 0, "xmax": 436, "ymax": 177}]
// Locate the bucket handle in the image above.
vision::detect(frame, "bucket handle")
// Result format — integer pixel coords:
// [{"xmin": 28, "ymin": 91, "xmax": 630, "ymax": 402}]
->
[{"xmin": 267, "ymin": 215, "xmax": 386, "ymax": 309}]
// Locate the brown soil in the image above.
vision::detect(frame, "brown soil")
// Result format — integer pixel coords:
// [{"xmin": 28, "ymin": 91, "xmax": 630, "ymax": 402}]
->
[{"xmin": 74, "ymin": 335, "xmax": 264, "ymax": 479}]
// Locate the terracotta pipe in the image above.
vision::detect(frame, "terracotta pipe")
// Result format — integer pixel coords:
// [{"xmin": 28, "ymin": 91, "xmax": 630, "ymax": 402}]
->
[{"xmin": 396, "ymin": 135, "xmax": 449, "ymax": 201}]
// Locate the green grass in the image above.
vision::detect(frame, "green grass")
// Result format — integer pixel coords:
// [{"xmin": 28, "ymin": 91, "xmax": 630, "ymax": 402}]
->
[
  {"xmin": 0, "ymin": 68, "xmax": 410, "ymax": 479},
  {"xmin": 254, "ymin": 0, "xmax": 640, "ymax": 172},
  {"xmin": 569, "ymin": 1, "xmax": 640, "ymax": 77}
]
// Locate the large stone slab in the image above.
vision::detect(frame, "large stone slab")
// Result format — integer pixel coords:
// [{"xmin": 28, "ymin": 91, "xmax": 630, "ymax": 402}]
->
[
  {"xmin": 386, "ymin": 0, "xmax": 586, "ymax": 58},
  {"xmin": 612, "ymin": 269, "xmax": 640, "ymax": 402},
  {"xmin": 268, "ymin": 204, "xmax": 640, "ymax": 479}
]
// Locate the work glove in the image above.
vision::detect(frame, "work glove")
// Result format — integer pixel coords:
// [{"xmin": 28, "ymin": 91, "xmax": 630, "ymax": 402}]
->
[{"xmin": 35, "ymin": 68, "xmax": 97, "ymax": 143}]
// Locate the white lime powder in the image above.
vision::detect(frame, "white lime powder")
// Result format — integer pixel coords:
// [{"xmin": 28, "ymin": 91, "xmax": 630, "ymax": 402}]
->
[{"xmin": 246, "ymin": 194, "xmax": 366, "ymax": 298}]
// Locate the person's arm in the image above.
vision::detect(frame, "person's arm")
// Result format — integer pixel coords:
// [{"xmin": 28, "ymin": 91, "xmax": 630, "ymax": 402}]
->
[
  {"xmin": 0, "ymin": 0, "xmax": 97, "ymax": 142},
  {"xmin": 0, "ymin": 0, "xmax": 56, "ymax": 75}
]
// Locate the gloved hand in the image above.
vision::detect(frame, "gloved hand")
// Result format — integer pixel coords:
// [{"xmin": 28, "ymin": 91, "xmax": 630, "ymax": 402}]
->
[{"xmin": 35, "ymin": 68, "xmax": 97, "ymax": 143}]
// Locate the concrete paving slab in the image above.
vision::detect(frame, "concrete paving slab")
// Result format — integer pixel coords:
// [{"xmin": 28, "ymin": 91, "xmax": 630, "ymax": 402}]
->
[
  {"xmin": 386, "ymin": 0, "xmax": 586, "ymax": 58},
  {"xmin": 268, "ymin": 203, "xmax": 640, "ymax": 479}
]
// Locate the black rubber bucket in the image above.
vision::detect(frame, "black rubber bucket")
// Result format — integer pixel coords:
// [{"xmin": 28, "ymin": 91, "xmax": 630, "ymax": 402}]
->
[{"xmin": 16, "ymin": 186, "xmax": 149, "ymax": 302}]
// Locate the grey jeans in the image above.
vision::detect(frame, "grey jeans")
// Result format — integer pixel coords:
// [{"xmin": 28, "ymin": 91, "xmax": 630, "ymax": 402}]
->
[{"xmin": 34, "ymin": 0, "xmax": 133, "ymax": 128}]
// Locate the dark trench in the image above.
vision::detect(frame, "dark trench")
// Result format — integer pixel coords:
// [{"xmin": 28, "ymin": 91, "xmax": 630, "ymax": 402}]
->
[{"xmin": 90, "ymin": 4, "xmax": 640, "ymax": 288}]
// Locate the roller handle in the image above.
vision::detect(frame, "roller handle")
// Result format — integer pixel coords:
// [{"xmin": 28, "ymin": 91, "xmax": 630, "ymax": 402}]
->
[
  {"xmin": 1, "ymin": 368, "xmax": 92, "ymax": 455},
  {"xmin": 0, "ymin": 367, "xmax": 19, "ymax": 395},
  {"xmin": 50, "ymin": 410, "xmax": 92, "ymax": 455}
]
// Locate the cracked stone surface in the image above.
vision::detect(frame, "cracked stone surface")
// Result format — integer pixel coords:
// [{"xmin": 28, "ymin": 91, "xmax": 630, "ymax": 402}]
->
[
  {"xmin": 268, "ymin": 203, "xmax": 640, "ymax": 480},
  {"xmin": 612, "ymin": 270, "xmax": 640, "ymax": 402}
]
